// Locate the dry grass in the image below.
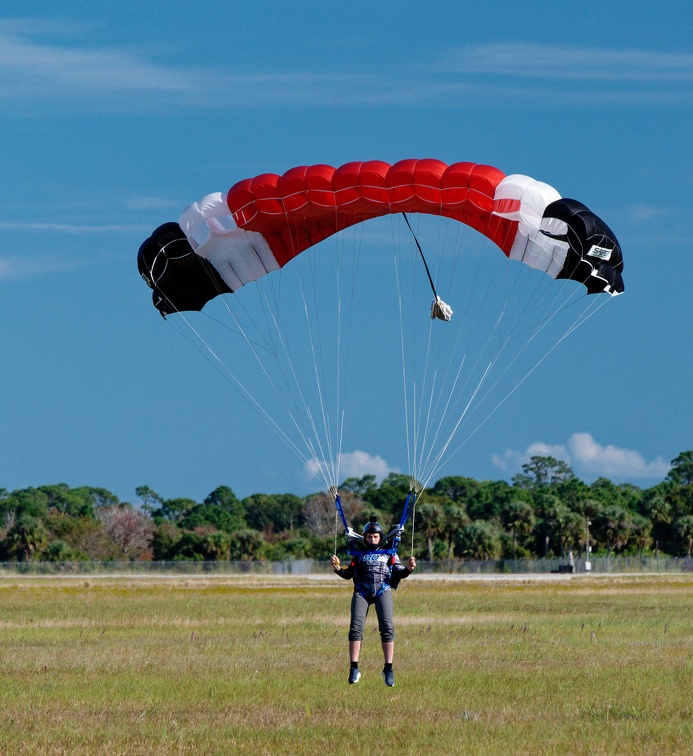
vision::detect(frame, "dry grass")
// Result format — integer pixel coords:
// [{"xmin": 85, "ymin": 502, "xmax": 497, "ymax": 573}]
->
[{"xmin": 0, "ymin": 574, "xmax": 691, "ymax": 754}]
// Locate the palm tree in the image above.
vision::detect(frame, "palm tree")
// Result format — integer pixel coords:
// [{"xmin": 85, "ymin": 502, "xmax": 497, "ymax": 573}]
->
[
  {"xmin": 675, "ymin": 515, "xmax": 693, "ymax": 557},
  {"xmin": 416, "ymin": 502, "xmax": 446, "ymax": 561},
  {"xmin": 501, "ymin": 500, "xmax": 534, "ymax": 560},
  {"xmin": 6, "ymin": 515, "xmax": 49, "ymax": 561}
]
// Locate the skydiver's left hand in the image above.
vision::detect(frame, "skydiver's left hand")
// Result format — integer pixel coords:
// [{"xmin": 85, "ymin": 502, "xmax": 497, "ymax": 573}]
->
[{"xmin": 407, "ymin": 556, "xmax": 417, "ymax": 572}]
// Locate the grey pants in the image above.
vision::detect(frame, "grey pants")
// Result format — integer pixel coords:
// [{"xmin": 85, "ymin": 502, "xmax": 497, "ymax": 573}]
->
[{"xmin": 348, "ymin": 589, "xmax": 395, "ymax": 642}]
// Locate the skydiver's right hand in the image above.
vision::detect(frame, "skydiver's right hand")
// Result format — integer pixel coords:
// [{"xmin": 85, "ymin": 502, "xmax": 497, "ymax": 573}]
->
[{"xmin": 330, "ymin": 555, "xmax": 341, "ymax": 571}]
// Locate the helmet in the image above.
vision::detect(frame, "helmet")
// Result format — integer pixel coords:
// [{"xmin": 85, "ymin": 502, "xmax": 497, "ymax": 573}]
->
[{"xmin": 362, "ymin": 517, "xmax": 383, "ymax": 538}]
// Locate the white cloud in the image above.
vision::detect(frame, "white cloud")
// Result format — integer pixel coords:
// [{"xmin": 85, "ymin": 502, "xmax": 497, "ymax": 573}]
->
[
  {"xmin": 0, "ymin": 221, "xmax": 140, "ymax": 233},
  {"xmin": 1, "ymin": 22, "xmax": 690, "ymax": 112},
  {"xmin": 0, "ymin": 19, "xmax": 387, "ymax": 110},
  {"xmin": 0, "ymin": 219, "xmax": 153, "ymax": 280},
  {"xmin": 492, "ymin": 441, "xmax": 568, "ymax": 473},
  {"xmin": 0, "ymin": 255, "xmax": 92, "ymax": 280},
  {"xmin": 125, "ymin": 196, "xmax": 182, "ymax": 212},
  {"xmin": 0, "ymin": 19, "xmax": 198, "ymax": 95},
  {"xmin": 627, "ymin": 204, "xmax": 677, "ymax": 222},
  {"xmin": 493, "ymin": 432, "xmax": 670, "ymax": 482},
  {"xmin": 436, "ymin": 43, "xmax": 693, "ymax": 83},
  {"xmin": 567, "ymin": 433, "xmax": 670, "ymax": 480},
  {"xmin": 304, "ymin": 450, "xmax": 397, "ymax": 486}
]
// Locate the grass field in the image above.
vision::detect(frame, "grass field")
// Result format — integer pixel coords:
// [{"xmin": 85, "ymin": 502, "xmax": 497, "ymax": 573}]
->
[{"xmin": 0, "ymin": 573, "xmax": 691, "ymax": 754}]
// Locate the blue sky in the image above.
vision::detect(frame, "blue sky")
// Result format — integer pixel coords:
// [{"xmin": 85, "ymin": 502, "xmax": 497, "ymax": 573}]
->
[{"xmin": 1, "ymin": 1, "xmax": 691, "ymax": 504}]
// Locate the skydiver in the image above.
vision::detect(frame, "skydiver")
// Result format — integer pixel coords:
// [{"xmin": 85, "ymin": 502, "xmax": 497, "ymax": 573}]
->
[{"xmin": 330, "ymin": 518, "xmax": 417, "ymax": 686}]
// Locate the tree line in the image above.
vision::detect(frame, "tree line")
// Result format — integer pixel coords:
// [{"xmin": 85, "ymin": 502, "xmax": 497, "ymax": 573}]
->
[{"xmin": 1, "ymin": 451, "xmax": 693, "ymax": 563}]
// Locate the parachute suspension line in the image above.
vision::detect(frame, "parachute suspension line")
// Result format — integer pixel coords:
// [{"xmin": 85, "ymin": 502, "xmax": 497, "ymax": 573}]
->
[
  {"xmin": 412, "ymin": 303, "xmax": 439, "ymax": 485},
  {"xmin": 393, "ymin": 213, "xmax": 464, "ymax": 486},
  {"xmin": 418, "ymin": 360, "xmax": 495, "ymax": 489},
  {"xmin": 331, "ymin": 214, "xmax": 366, "ymax": 490},
  {"xmin": 334, "ymin": 211, "xmax": 344, "ymax": 488},
  {"xmin": 409, "ymin": 217, "xmax": 441, "ymax": 483},
  {"xmin": 152, "ymin": 260, "xmax": 337, "ymax": 488},
  {"xmin": 400, "ymin": 220, "xmax": 608, "ymax": 491},
  {"xmin": 300, "ymin": 230, "xmax": 354, "ymax": 489},
  {"xmin": 257, "ymin": 212, "xmax": 366, "ymax": 493},
  {"xmin": 441, "ymin": 245, "xmax": 575, "ymax": 479},
  {"xmin": 268, "ymin": 215, "xmax": 347, "ymax": 490},
  {"xmin": 204, "ymin": 253, "xmax": 337, "ymax": 493},
  {"xmin": 250, "ymin": 216, "xmax": 330, "ymax": 490},
  {"xmin": 427, "ymin": 278, "xmax": 515, "ymax": 445},
  {"xmin": 418, "ymin": 283, "xmax": 559, "ymax": 489},
  {"xmin": 162, "ymin": 310, "xmax": 314, "ymax": 469},
  {"xmin": 290, "ymin": 213, "xmax": 366, "ymax": 491},
  {"xmin": 425, "ymin": 237, "xmax": 500, "ymax": 434},
  {"xmin": 425, "ymin": 290, "xmax": 611, "ymax": 485},
  {"xmin": 297, "ymin": 252, "xmax": 338, "ymax": 487},
  {"xmin": 414, "ymin": 222, "xmax": 475, "ymax": 481},
  {"xmin": 411, "ymin": 225, "xmax": 498, "ymax": 486},
  {"xmin": 391, "ymin": 217, "xmax": 413, "ymax": 478},
  {"xmin": 402, "ymin": 208, "xmax": 452, "ymax": 458},
  {"xmin": 333, "ymin": 220, "xmax": 366, "ymax": 489},
  {"xmin": 417, "ymin": 218, "xmax": 462, "ymax": 461},
  {"xmin": 393, "ymin": 214, "xmax": 519, "ymax": 489},
  {"xmin": 418, "ymin": 212, "xmax": 460, "ymax": 455},
  {"xmin": 196, "ymin": 258, "xmax": 278, "ymax": 356},
  {"xmin": 417, "ymin": 354, "xmax": 495, "ymax": 487},
  {"xmin": 400, "ymin": 214, "xmax": 437, "ymax": 485},
  {"xmin": 418, "ymin": 354, "xmax": 468, "ymax": 482},
  {"xmin": 415, "ymin": 232, "xmax": 458, "ymax": 480},
  {"xmin": 226, "ymin": 282, "xmax": 332, "ymax": 485},
  {"xmin": 462, "ymin": 261, "xmax": 591, "ymax": 426}
]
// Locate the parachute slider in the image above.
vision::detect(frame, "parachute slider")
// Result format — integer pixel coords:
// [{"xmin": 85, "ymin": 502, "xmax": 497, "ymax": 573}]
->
[{"xmin": 431, "ymin": 296, "xmax": 453, "ymax": 321}]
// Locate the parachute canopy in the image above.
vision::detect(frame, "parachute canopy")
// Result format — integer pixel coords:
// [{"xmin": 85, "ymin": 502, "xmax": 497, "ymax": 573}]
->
[
  {"xmin": 137, "ymin": 158, "xmax": 624, "ymax": 494},
  {"xmin": 138, "ymin": 159, "xmax": 624, "ymax": 316}
]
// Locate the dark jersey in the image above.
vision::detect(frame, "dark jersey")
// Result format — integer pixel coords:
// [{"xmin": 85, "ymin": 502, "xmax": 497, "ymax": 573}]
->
[{"xmin": 337, "ymin": 551, "xmax": 410, "ymax": 599}]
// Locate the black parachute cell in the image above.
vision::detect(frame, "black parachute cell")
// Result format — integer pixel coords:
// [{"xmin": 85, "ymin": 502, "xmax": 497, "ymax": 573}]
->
[
  {"xmin": 137, "ymin": 222, "xmax": 233, "ymax": 316},
  {"xmin": 542, "ymin": 199, "xmax": 624, "ymax": 295}
]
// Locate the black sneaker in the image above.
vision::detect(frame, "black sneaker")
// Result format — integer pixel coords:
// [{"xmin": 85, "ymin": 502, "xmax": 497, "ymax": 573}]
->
[
  {"xmin": 382, "ymin": 667, "xmax": 394, "ymax": 687},
  {"xmin": 348, "ymin": 668, "xmax": 361, "ymax": 684}
]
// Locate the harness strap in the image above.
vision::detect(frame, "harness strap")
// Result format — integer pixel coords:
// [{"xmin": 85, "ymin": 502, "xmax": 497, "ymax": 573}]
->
[
  {"xmin": 336, "ymin": 490, "xmax": 417, "ymax": 568},
  {"xmin": 354, "ymin": 581, "xmax": 392, "ymax": 601},
  {"xmin": 334, "ymin": 494, "xmax": 349, "ymax": 534},
  {"xmin": 347, "ymin": 547, "xmax": 397, "ymax": 557}
]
